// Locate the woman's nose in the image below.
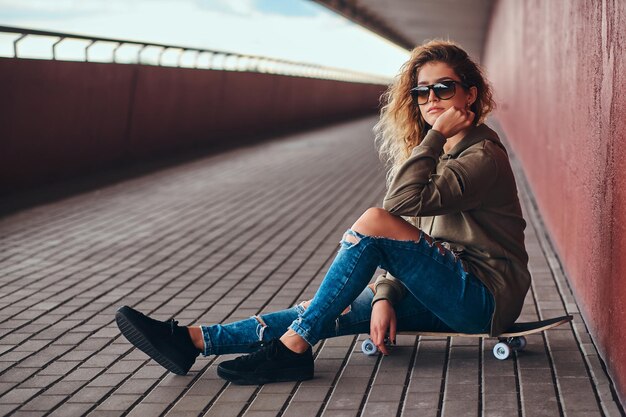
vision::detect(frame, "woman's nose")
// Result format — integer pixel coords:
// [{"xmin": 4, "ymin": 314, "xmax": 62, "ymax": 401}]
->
[{"xmin": 428, "ymin": 88, "xmax": 439, "ymax": 102}]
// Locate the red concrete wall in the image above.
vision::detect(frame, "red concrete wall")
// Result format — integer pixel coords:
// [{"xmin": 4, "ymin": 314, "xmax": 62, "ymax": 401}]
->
[
  {"xmin": 483, "ymin": 0, "xmax": 626, "ymax": 403},
  {"xmin": 0, "ymin": 59, "xmax": 385, "ymax": 193}
]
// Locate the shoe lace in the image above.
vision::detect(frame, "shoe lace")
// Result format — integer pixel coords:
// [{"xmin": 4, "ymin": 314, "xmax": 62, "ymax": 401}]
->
[
  {"xmin": 167, "ymin": 319, "xmax": 179, "ymax": 335},
  {"xmin": 238, "ymin": 339, "xmax": 280, "ymax": 362}
]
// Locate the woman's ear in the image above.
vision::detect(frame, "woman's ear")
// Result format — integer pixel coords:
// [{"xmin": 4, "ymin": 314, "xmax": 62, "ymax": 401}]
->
[{"xmin": 468, "ymin": 86, "xmax": 478, "ymax": 107}]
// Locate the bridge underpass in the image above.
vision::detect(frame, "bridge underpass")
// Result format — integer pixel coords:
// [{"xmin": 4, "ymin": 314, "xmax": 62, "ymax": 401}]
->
[
  {"xmin": 1, "ymin": 1, "xmax": 626, "ymax": 415},
  {"xmin": 0, "ymin": 116, "xmax": 621, "ymax": 416}
]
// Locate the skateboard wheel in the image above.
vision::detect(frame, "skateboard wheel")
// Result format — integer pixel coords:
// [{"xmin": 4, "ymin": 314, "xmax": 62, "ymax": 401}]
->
[
  {"xmin": 493, "ymin": 342, "xmax": 511, "ymax": 360},
  {"xmin": 362, "ymin": 339, "xmax": 378, "ymax": 356},
  {"xmin": 510, "ymin": 336, "xmax": 527, "ymax": 351}
]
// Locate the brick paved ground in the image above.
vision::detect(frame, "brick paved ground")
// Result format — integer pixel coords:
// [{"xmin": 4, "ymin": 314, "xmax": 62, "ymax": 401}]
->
[{"xmin": 0, "ymin": 116, "xmax": 624, "ymax": 417}]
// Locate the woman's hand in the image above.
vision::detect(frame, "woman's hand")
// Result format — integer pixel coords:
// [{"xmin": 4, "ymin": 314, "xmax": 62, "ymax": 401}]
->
[
  {"xmin": 431, "ymin": 105, "xmax": 475, "ymax": 138},
  {"xmin": 370, "ymin": 299, "xmax": 397, "ymax": 355}
]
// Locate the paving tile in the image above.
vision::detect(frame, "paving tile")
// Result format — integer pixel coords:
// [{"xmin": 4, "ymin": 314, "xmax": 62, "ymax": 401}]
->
[
  {"xmin": 482, "ymin": 410, "xmax": 519, "ymax": 417},
  {"xmin": 601, "ymin": 401, "xmax": 625, "ymax": 417},
  {"xmin": 0, "ymin": 366, "xmax": 39, "ymax": 383},
  {"xmin": 0, "ymin": 404, "xmax": 20, "ymax": 416},
  {"xmin": 361, "ymin": 401, "xmax": 398, "ymax": 416},
  {"xmin": 67, "ymin": 386, "xmax": 112, "ymax": 403},
  {"xmin": 240, "ymin": 411, "xmax": 277, "ymax": 417},
  {"xmin": 114, "ymin": 378, "xmax": 157, "ymax": 395},
  {"xmin": 96, "ymin": 394, "xmax": 140, "ymax": 411},
  {"xmin": 482, "ymin": 375, "xmax": 517, "ymax": 395},
  {"xmin": 63, "ymin": 366, "xmax": 102, "ymax": 382},
  {"xmin": 12, "ymin": 411, "xmax": 47, "ymax": 417},
  {"xmin": 167, "ymin": 394, "xmax": 211, "ymax": 411},
  {"xmin": 483, "ymin": 393, "xmax": 518, "ymax": 410},
  {"xmin": 247, "ymin": 392, "xmax": 288, "ymax": 411},
  {"xmin": 16, "ymin": 374, "xmax": 60, "ymax": 389},
  {"xmin": 558, "ymin": 378, "xmax": 603, "ymax": 412},
  {"xmin": 47, "ymin": 402, "xmax": 94, "ymax": 417},
  {"xmin": 402, "ymin": 389, "xmax": 440, "ymax": 409},
  {"xmin": 325, "ymin": 392, "xmax": 362, "ymax": 410},
  {"xmin": 42, "ymin": 380, "xmax": 84, "ymax": 396},
  {"xmin": 86, "ymin": 372, "xmax": 128, "ymax": 387},
  {"xmin": 203, "ymin": 402, "xmax": 244, "ymax": 417},
  {"xmin": 185, "ymin": 378, "xmax": 224, "ymax": 397},
  {"xmin": 292, "ymin": 385, "xmax": 330, "ymax": 402},
  {"xmin": 217, "ymin": 385, "xmax": 257, "ymax": 402},
  {"xmin": 367, "ymin": 384, "xmax": 404, "ymax": 403},
  {"xmin": 0, "ymin": 382, "xmax": 18, "ymax": 396},
  {"xmin": 329, "ymin": 377, "xmax": 369, "ymax": 395},
  {"xmin": 86, "ymin": 410, "xmax": 125, "ymax": 417},
  {"xmin": 0, "ymin": 387, "xmax": 41, "ymax": 404},
  {"xmin": 124, "ymin": 402, "xmax": 169, "ymax": 417},
  {"xmin": 16, "ymin": 394, "xmax": 66, "ymax": 411},
  {"xmin": 519, "ymin": 383, "xmax": 560, "ymax": 416},
  {"xmin": 282, "ymin": 401, "xmax": 324, "ymax": 417},
  {"xmin": 441, "ymin": 399, "xmax": 478, "ymax": 416},
  {"xmin": 258, "ymin": 381, "xmax": 295, "ymax": 394}
]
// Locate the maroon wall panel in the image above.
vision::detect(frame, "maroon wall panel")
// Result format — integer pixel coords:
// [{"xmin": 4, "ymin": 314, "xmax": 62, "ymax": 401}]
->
[
  {"xmin": 214, "ymin": 71, "xmax": 281, "ymax": 136},
  {"xmin": 1, "ymin": 58, "xmax": 385, "ymax": 193},
  {"xmin": 129, "ymin": 65, "xmax": 225, "ymax": 156},
  {"xmin": 0, "ymin": 59, "xmax": 134, "ymax": 187},
  {"xmin": 484, "ymin": 0, "xmax": 626, "ymax": 403}
]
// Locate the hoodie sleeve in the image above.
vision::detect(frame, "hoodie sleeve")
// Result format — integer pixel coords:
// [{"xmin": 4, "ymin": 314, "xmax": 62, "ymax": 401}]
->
[
  {"xmin": 371, "ymin": 271, "xmax": 407, "ymax": 306},
  {"xmin": 382, "ymin": 129, "xmax": 499, "ymax": 217}
]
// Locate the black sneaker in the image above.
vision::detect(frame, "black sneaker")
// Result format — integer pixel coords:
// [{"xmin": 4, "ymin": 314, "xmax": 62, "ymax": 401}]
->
[
  {"xmin": 217, "ymin": 338, "xmax": 313, "ymax": 385},
  {"xmin": 115, "ymin": 305, "xmax": 200, "ymax": 375}
]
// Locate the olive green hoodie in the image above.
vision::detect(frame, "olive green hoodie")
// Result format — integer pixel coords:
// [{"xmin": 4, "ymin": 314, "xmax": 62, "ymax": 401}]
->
[{"xmin": 373, "ymin": 123, "xmax": 531, "ymax": 336}]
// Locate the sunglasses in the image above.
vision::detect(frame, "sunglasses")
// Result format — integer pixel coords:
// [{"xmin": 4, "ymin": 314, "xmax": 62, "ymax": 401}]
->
[{"xmin": 410, "ymin": 80, "xmax": 470, "ymax": 105}]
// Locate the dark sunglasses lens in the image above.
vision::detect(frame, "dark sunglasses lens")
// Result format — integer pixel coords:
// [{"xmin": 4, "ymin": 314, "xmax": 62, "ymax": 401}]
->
[
  {"xmin": 433, "ymin": 82, "xmax": 455, "ymax": 100},
  {"xmin": 412, "ymin": 87, "xmax": 430, "ymax": 104}
]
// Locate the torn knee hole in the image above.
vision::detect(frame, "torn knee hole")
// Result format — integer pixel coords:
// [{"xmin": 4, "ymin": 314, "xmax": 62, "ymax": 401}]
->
[
  {"xmin": 299, "ymin": 299, "xmax": 349, "ymax": 316},
  {"xmin": 344, "ymin": 234, "xmax": 360, "ymax": 244},
  {"xmin": 253, "ymin": 315, "xmax": 268, "ymax": 341},
  {"xmin": 422, "ymin": 234, "xmax": 445, "ymax": 255},
  {"xmin": 341, "ymin": 230, "xmax": 361, "ymax": 246}
]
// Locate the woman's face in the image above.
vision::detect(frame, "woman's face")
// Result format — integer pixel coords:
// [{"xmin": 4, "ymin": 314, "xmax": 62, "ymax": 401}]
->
[{"xmin": 415, "ymin": 61, "xmax": 476, "ymax": 127}]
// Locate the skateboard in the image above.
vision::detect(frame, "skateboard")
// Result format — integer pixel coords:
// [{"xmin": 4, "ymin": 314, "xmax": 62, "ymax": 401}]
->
[{"xmin": 361, "ymin": 315, "xmax": 573, "ymax": 360}]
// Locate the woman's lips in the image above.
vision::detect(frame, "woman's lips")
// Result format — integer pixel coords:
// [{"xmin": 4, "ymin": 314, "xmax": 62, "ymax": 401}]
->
[{"xmin": 428, "ymin": 107, "xmax": 444, "ymax": 113}]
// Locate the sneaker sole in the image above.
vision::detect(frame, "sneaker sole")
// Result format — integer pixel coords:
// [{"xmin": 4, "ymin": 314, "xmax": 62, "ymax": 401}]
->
[
  {"xmin": 217, "ymin": 364, "xmax": 313, "ymax": 385},
  {"xmin": 116, "ymin": 309, "xmax": 189, "ymax": 376}
]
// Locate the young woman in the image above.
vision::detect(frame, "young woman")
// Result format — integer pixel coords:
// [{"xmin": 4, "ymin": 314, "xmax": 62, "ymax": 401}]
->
[{"xmin": 116, "ymin": 39, "xmax": 531, "ymax": 385}]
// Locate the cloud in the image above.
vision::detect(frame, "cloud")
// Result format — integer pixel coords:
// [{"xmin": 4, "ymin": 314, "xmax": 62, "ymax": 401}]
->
[{"xmin": 195, "ymin": 0, "xmax": 258, "ymax": 17}]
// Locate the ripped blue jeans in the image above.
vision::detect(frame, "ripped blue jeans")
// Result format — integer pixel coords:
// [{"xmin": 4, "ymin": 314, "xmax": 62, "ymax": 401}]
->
[{"xmin": 200, "ymin": 228, "xmax": 494, "ymax": 356}]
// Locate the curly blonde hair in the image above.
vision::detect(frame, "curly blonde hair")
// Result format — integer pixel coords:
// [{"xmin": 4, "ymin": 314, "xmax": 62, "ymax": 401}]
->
[{"xmin": 374, "ymin": 39, "xmax": 496, "ymax": 190}]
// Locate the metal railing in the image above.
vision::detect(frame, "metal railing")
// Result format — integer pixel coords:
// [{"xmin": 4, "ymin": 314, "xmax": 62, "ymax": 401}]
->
[{"xmin": 0, "ymin": 25, "xmax": 391, "ymax": 84}]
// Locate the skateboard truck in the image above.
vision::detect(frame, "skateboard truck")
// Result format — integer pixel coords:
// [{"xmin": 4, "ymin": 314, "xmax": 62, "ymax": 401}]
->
[{"xmin": 492, "ymin": 336, "xmax": 527, "ymax": 360}]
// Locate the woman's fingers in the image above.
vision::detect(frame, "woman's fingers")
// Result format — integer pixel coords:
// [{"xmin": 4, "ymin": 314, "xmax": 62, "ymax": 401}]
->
[
  {"xmin": 370, "ymin": 325, "xmax": 386, "ymax": 355},
  {"xmin": 389, "ymin": 315, "xmax": 397, "ymax": 346},
  {"xmin": 371, "ymin": 300, "xmax": 396, "ymax": 355},
  {"xmin": 432, "ymin": 106, "xmax": 475, "ymax": 138},
  {"xmin": 374, "ymin": 329, "xmax": 389, "ymax": 355}
]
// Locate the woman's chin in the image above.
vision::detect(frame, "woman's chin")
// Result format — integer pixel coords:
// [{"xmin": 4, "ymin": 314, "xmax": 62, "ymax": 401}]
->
[{"xmin": 424, "ymin": 116, "xmax": 437, "ymax": 126}]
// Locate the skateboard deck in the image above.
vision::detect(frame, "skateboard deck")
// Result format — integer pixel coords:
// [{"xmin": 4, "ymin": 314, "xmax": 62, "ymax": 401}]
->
[{"xmin": 361, "ymin": 315, "xmax": 573, "ymax": 360}]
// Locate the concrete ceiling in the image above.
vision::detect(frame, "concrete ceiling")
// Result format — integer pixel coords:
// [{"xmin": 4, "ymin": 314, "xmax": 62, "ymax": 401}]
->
[{"xmin": 312, "ymin": 0, "xmax": 495, "ymax": 63}]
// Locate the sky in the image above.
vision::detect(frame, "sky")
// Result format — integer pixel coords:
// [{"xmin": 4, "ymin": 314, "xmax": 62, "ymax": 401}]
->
[{"xmin": 0, "ymin": 0, "xmax": 410, "ymax": 78}]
